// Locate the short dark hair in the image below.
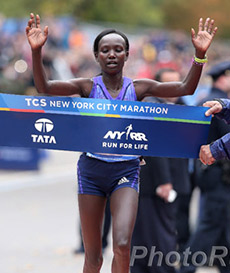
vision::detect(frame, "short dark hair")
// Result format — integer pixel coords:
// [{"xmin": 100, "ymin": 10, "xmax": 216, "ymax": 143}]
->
[
  {"xmin": 155, "ymin": 68, "xmax": 178, "ymax": 82},
  {"xmin": 93, "ymin": 29, "xmax": 129, "ymax": 53},
  {"xmin": 207, "ymin": 61, "xmax": 230, "ymax": 82}
]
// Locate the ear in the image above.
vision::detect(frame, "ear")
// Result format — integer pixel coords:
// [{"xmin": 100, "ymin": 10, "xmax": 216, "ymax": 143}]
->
[
  {"xmin": 125, "ymin": 51, "xmax": 129, "ymax": 61},
  {"xmin": 94, "ymin": 52, "xmax": 99, "ymax": 62}
]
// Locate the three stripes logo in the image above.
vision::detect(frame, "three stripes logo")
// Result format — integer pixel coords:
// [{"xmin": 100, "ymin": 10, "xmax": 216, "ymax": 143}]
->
[{"xmin": 118, "ymin": 177, "xmax": 129, "ymax": 185}]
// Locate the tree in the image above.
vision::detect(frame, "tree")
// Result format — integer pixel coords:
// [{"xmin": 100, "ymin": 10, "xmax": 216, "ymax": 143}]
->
[
  {"xmin": 0, "ymin": 0, "xmax": 163, "ymax": 27},
  {"xmin": 162, "ymin": 0, "xmax": 230, "ymax": 38},
  {"xmin": 1, "ymin": 0, "xmax": 230, "ymax": 38}
]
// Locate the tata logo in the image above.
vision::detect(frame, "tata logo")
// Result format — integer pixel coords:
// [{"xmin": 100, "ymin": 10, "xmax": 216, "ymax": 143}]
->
[
  {"xmin": 31, "ymin": 118, "xmax": 56, "ymax": 144},
  {"xmin": 103, "ymin": 124, "xmax": 148, "ymax": 141},
  {"xmin": 34, "ymin": 118, "xmax": 54, "ymax": 133}
]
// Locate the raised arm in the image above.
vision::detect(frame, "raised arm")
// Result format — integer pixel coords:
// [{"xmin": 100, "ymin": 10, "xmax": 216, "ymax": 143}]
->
[
  {"xmin": 134, "ymin": 18, "xmax": 217, "ymax": 101},
  {"xmin": 26, "ymin": 13, "xmax": 91, "ymax": 96}
]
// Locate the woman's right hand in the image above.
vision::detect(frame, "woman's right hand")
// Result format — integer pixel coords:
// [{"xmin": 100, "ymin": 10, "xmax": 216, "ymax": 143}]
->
[{"xmin": 26, "ymin": 13, "xmax": 48, "ymax": 50}]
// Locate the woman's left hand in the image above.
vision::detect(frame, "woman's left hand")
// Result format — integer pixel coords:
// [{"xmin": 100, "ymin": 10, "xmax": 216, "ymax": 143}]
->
[{"xmin": 191, "ymin": 18, "xmax": 217, "ymax": 58}]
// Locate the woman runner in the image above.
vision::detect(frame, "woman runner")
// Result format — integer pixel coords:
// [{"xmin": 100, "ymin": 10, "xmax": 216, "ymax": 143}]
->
[{"xmin": 26, "ymin": 13, "xmax": 217, "ymax": 273}]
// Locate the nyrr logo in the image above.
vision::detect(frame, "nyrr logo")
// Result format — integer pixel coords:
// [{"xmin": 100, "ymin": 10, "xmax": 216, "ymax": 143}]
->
[
  {"xmin": 31, "ymin": 118, "xmax": 57, "ymax": 144},
  {"xmin": 103, "ymin": 124, "xmax": 148, "ymax": 141}
]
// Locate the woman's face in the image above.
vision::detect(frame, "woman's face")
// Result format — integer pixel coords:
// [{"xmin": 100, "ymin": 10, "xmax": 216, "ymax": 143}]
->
[{"xmin": 95, "ymin": 33, "xmax": 129, "ymax": 74}]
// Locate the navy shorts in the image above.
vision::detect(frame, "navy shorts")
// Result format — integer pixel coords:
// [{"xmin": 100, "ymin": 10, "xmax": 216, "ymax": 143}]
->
[{"xmin": 77, "ymin": 153, "xmax": 140, "ymax": 197}]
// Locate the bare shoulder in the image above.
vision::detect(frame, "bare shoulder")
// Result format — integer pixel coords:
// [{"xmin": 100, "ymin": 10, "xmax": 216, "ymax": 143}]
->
[
  {"xmin": 133, "ymin": 78, "xmax": 159, "ymax": 100},
  {"xmin": 69, "ymin": 77, "xmax": 94, "ymax": 97}
]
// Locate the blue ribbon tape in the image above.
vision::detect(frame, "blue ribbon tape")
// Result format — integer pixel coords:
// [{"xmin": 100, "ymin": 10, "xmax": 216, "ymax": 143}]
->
[{"xmin": 0, "ymin": 93, "xmax": 211, "ymax": 158}]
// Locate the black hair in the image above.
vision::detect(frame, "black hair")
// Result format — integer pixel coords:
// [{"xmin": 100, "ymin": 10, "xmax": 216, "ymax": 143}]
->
[
  {"xmin": 93, "ymin": 29, "xmax": 129, "ymax": 53},
  {"xmin": 211, "ymin": 71, "xmax": 230, "ymax": 82},
  {"xmin": 155, "ymin": 68, "xmax": 178, "ymax": 82}
]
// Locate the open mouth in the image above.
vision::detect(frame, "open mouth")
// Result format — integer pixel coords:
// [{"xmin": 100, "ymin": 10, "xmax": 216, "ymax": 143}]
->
[{"xmin": 107, "ymin": 61, "xmax": 118, "ymax": 67}]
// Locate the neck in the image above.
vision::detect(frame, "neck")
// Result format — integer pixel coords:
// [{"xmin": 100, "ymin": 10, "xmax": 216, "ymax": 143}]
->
[{"xmin": 102, "ymin": 73, "xmax": 123, "ymax": 93}]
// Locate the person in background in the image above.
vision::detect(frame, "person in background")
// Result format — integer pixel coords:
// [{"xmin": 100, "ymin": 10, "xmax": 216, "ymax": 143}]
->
[
  {"xmin": 131, "ymin": 68, "xmax": 191, "ymax": 273},
  {"xmin": 199, "ymin": 65, "xmax": 230, "ymax": 164},
  {"xmin": 180, "ymin": 61, "xmax": 230, "ymax": 273}
]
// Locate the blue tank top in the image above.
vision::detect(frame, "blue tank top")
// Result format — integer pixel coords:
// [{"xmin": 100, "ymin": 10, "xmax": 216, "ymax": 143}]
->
[{"xmin": 86, "ymin": 75, "xmax": 139, "ymax": 162}]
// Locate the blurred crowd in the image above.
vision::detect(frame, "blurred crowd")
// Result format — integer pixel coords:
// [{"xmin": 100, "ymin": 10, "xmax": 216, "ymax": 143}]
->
[
  {"xmin": 1, "ymin": 15, "xmax": 230, "ymax": 273},
  {"xmin": 0, "ymin": 14, "xmax": 230, "ymax": 104},
  {"xmin": 1, "ymin": 14, "xmax": 229, "ymax": 170}
]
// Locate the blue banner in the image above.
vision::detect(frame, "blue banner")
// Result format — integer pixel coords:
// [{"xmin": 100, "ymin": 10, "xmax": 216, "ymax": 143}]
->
[{"xmin": 0, "ymin": 93, "xmax": 211, "ymax": 158}]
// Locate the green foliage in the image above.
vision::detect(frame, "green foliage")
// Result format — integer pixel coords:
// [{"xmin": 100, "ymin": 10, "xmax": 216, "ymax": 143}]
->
[
  {"xmin": 75, "ymin": 0, "xmax": 163, "ymax": 27},
  {"xmin": 0, "ymin": 0, "xmax": 40, "ymax": 17},
  {"xmin": 1, "ymin": 0, "xmax": 230, "ymax": 38},
  {"xmin": 161, "ymin": 0, "xmax": 230, "ymax": 38},
  {"xmin": 0, "ymin": 0, "xmax": 163, "ymax": 27}
]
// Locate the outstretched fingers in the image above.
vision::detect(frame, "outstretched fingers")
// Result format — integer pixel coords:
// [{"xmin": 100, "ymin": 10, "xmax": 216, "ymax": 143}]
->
[
  {"xmin": 211, "ymin": 26, "xmax": 218, "ymax": 38},
  {"xmin": 27, "ymin": 13, "xmax": 42, "ymax": 30},
  {"xmin": 191, "ymin": 28, "xmax": 196, "ymax": 40},
  {"xmin": 207, "ymin": 19, "xmax": 218, "ymax": 37},
  {"xmin": 207, "ymin": 19, "xmax": 214, "ymax": 34},
  {"xmin": 197, "ymin": 17, "xmax": 217, "ymax": 37},
  {"xmin": 36, "ymin": 14, "xmax": 41, "ymax": 29},
  {"xmin": 30, "ymin": 13, "xmax": 36, "ymax": 28},
  {"xmin": 198, "ymin": 18, "xmax": 203, "ymax": 32},
  {"xmin": 27, "ymin": 17, "xmax": 33, "ymax": 29},
  {"xmin": 26, "ymin": 13, "xmax": 36, "ymax": 35},
  {"xmin": 44, "ymin": 26, "xmax": 49, "ymax": 38},
  {"xmin": 26, "ymin": 13, "xmax": 48, "ymax": 37},
  {"xmin": 26, "ymin": 18, "xmax": 33, "ymax": 35},
  {"xmin": 203, "ymin": 17, "xmax": 210, "ymax": 32},
  {"xmin": 25, "ymin": 26, "xmax": 30, "ymax": 35}
]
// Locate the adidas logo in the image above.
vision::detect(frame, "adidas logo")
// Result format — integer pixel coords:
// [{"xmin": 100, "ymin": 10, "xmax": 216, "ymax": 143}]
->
[{"xmin": 118, "ymin": 177, "xmax": 129, "ymax": 185}]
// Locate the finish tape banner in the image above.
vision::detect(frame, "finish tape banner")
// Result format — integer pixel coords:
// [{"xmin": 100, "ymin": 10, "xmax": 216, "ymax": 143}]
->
[{"xmin": 0, "ymin": 93, "xmax": 211, "ymax": 158}]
